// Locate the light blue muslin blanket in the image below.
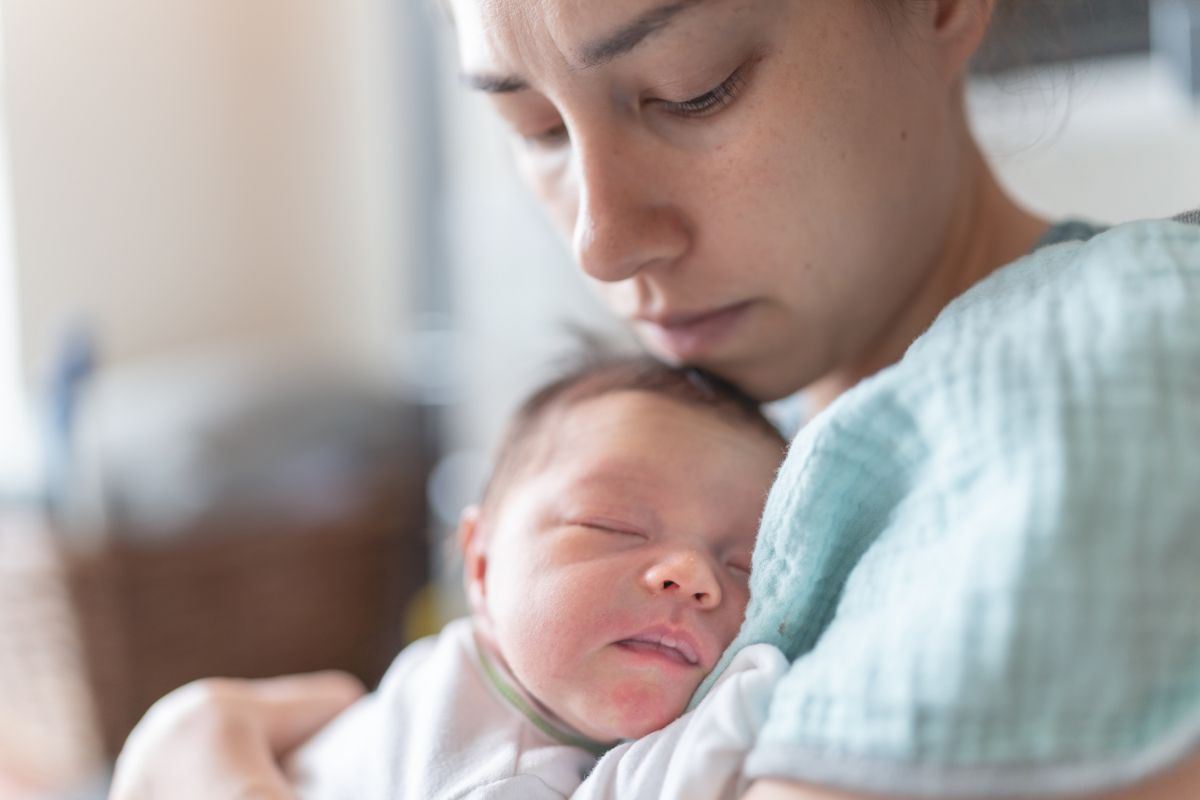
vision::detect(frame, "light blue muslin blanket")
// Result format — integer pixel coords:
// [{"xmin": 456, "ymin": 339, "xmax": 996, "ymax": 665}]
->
[{"xmin": 696, "ymin": 218, "xmax": 1200, "ymax": 797}]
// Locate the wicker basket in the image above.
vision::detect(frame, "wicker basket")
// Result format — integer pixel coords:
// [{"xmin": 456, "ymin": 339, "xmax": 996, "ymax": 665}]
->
[
  {"xmin": 0, "ymin": 467, "xmax": 428, "ymax": 778},
  {"xmin": 0, "ymin": 512, "xmax": 105, "ymax": 787}
]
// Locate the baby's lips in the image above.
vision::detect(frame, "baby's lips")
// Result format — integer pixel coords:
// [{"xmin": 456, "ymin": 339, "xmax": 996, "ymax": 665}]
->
[{"xmin": 616, "ymin": 625, "xmax": 708, "ymax": 667}]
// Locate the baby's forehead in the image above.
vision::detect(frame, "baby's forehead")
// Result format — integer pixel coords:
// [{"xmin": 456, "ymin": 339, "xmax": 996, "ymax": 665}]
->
[
  {"xmin": 481, "ymin": 369, "xmax": 785, "ymax": 522},
  {"xmin": 526, "ymin": 392, "xmax": 776, "ymax": 496},
  {"xmin": 538, "ymin": 390, "xmax": 711, "ymax": 447},
  {"xmin": 534, "ymin": 390, "xmax": 779, "ymax": 466}
]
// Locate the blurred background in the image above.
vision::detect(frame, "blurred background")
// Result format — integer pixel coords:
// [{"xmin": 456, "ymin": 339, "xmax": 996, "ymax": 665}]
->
[{"xmin": 0, "ymin": 0, "xmax": 1197, "ymax": 796}]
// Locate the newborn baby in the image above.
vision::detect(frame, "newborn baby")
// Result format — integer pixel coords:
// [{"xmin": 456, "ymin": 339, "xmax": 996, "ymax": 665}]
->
[{"xmin": 288, "ymin": 356, "xmax": 789, "ymax": 799}]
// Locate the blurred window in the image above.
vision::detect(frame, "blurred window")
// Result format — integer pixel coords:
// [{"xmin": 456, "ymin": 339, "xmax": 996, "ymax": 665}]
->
[
  {"xmin": 0, "ymin": 8, "xmax": 37, "ymax": 501},
  {"xmin": 973, "ymin": 1, "xmax": 1151, "ymax": 72}
]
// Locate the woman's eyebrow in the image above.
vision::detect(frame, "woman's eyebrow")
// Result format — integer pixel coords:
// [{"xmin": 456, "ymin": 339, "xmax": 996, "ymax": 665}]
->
[
  {"xmin": 461, "ymin": 72, "xmax": 528, "ymax": 94},
  {"xmin": 460, "ymin": 0, "xmax": 711, "ymax": 93},
  {"xmin": 579, "ymin": 0, "xmax": 709, "ymax": 69}
]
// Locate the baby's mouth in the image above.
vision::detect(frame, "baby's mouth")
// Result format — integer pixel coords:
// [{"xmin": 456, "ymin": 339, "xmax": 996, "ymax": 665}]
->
[{"xmin": 615, "ymin": 632, "xmax": 700, "ymax": 666}]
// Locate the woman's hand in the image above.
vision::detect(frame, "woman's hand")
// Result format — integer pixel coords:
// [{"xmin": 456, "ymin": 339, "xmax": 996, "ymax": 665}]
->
[{"xmin": 109, "ymin": 671, "xmax": 364, "ymax": 800}]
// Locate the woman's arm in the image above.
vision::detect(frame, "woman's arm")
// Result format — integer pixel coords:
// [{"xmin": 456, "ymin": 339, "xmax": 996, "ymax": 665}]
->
[
  {"xmin": 741, "ymin": 780, "xmax": 862, "ymax": 800},
  {"xmin": 109, "ymin": 671, "xmax": 363, "ymax": 800},
  {"xmin": 740, "ymin": 751, "xmax": 1200, "ymax": 800}
]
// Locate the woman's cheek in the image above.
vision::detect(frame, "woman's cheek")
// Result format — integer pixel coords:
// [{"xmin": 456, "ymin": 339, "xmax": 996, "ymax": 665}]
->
[{"xmin": 518, "ymin": 158, "xmax": 577, "ymax": 239}]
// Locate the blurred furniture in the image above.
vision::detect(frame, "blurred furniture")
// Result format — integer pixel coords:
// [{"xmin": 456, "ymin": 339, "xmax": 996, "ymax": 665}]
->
[
  {"xmin": 971, "ymin": 0, "xmax": 1200, "ymax": 99},
  {"xmin": 1153, "ymin": 0, "xmax": 1200, "ymax": 97},
  {"xmin": 0, "ymin": 351, "xmax": 433, "ymax": 786},
  {"xmin": 973, "ymin": 0, "xmax": 1152, "ymax": 73},
  {"xmin": 71, "ymin": 475, "xmax": 426, "ymax": 758},
  {"xmin": 0, "ymin": 510, "xmax": 104, "ymax": 790}
]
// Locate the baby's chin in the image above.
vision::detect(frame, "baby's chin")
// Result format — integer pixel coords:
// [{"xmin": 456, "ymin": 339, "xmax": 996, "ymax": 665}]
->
[
  {"xmin": 567, "ymin": 683, "xmax": 694, "ymax": 742},
  {"xmin": 610, "ymin": 708, "xmax": 686, "ymax": 740}
]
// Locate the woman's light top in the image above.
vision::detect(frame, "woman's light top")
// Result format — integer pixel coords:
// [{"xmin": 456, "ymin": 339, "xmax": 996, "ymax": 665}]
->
[{"xmin": 701, "ymin": 217, "xmax": 1200, "ymax": 797}]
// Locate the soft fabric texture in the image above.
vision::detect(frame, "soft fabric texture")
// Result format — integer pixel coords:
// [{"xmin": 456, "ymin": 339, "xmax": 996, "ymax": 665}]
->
[
  {"xmin": 287, "ymin": 619, "xmax": 788, "ymax": 799},
  {"xmin": 695, "ymin": 218, "xmax": 1200, "ymax": 797},
  {"xmin": 574, "ymin": 643, "xmax": 788, "ymax": 800},
  {"xmin": 286, "ymin": 618, "xmax": 596, "ymax": 799}
]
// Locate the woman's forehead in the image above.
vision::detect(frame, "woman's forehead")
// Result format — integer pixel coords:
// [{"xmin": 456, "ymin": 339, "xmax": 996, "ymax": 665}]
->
[{"xmin": 450, "ymin": 0, "xmax": 737, "ymax": 75}]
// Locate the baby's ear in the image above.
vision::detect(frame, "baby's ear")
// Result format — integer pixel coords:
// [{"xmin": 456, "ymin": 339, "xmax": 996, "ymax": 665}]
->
[{"xmin": 457, "ymin": 505, "xmax": 488, "ymax": 615}]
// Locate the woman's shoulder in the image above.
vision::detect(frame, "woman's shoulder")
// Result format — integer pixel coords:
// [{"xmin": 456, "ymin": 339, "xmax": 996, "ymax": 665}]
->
[
  {"xmin": 871, "ymin": 215, "xmax": 1200, "ymax": 439},
  {"xmin": 879, "ymin": 215, "xmax": 1200, "ymax": 513},
  {"xmin": 728, "ymin": 216, "xmax": 1200, "ymax": 797},
  {"xmin": 1031, "ymin": 216, "xmax": 1108, "ymax": 249},
  {"xmin": 908, "ymin": 216, "xmax": 1200, "ymax": 373},
  {"xmin": 790, "ymin": 215, "xmax": 1200, "ymax": 481}
]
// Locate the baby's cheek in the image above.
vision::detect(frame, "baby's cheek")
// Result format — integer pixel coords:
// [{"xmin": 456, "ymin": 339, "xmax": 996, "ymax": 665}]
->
[
  {"xmin": 497, "ymin": 586, "xmax": 598, "ymax": 694},
  {"xmin": 505, "ymin": 610, "xmax": 572, "ymax": 674}
]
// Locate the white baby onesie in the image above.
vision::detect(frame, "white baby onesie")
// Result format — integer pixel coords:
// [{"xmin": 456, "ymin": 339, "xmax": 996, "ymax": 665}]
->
[{"xmin": 287, "ymin": 617, "xmax": 787, "ymax": 800}]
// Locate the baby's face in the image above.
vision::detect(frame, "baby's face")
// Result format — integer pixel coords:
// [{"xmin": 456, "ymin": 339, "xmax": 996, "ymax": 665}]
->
[{"xmin": 462, "ymin": 391, "xmax": 781, "ymax": 742}]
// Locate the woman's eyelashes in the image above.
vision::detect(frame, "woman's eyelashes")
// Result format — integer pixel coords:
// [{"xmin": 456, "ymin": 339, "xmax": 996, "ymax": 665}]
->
[
  {"xmin": 654, "ymin": 64, "xmax": 749, "ymax": 118},
  {"xmin": 515, "ymin": 60, "xmax": 755, "ymax": 149}
]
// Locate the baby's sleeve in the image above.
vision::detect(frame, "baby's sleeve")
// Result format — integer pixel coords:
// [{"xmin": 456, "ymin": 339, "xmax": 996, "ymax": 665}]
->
[
  {"xmin": 464, "ymin": 775, "xmax": 571, "ymax": 799},
  {"xmin": 287, "ymin": 690, "xmax": 390, "ymax": 800},
  {"xmin": 727, "ymin": 221, "xmax": 1200, "ymax": 797}
]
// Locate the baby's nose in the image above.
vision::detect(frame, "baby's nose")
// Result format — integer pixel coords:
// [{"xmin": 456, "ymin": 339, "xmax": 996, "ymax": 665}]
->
[{"xmin": 644, "ymin": 553, "xmax": 721, "ymax": 609}]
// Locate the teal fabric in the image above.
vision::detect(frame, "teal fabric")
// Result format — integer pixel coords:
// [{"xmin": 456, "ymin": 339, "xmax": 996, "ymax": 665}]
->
[
  {"xmin": 699, "ymin": 219, "xmax": 1200, "ymax": 796},
  {"xmin": 1031, "ymin": 218, "xmax": 1107, "ymax": 249}
]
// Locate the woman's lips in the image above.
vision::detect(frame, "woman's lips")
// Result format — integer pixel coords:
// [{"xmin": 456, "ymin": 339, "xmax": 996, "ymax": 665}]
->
[{"xmin": 634, "ymin": 301, "xmax": 752, "ymax": 362}]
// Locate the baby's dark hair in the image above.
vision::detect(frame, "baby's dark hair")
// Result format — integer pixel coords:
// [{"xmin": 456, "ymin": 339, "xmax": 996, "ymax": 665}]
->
[{"xmin": 479, "ymin": 353, "xmax": 787, "ymax": 513}]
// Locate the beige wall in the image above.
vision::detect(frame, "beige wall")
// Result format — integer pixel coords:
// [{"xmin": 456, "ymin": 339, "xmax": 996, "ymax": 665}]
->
[{"xmin": 1, "ymin": 0, "xmax": 410, "ymax": 384}]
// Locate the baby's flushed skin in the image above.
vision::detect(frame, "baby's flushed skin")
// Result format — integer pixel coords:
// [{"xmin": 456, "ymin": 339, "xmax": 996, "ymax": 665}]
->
[
  {"xmin": 461, "ymin": 385, "xmax": 785, "ymax": 742},
  {"xmin": 278, "ymin": 361, "xmax": 790, "ymax": 799}
]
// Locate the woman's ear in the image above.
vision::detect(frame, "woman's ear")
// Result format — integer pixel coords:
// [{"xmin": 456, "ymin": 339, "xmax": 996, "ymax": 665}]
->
[
  {"xmin": 457, "ymin": 505, "xmax": 488, "ymax": 616},
  {"xmin": 917, "ymin": 0, "xmax": 995, "ymax": 84}
]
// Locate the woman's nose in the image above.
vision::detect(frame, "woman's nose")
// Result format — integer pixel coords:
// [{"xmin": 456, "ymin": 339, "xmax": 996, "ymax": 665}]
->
[
  {"xmin": 643, "ymin": 552, "xmax": 722, "ymax": 610},
  {"xmin": 571, "ymin": 135, "xmax": 690, "ymax": 283}
]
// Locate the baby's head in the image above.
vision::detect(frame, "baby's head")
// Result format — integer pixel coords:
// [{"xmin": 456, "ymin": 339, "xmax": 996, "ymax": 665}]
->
[{"xmin": 458, "ymin": 356, "xmax": 786, "ymax": 742}]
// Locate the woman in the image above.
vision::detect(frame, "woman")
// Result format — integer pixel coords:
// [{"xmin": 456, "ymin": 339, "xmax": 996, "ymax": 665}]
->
[{"xmin": 111, "ymin": 1, "xmax": 1200, "ymax": 797}]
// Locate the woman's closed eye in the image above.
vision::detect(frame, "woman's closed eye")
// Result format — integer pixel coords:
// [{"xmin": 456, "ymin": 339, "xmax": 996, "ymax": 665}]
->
[
  {"xmin": 652, "ymin": 60, "xmax": 754, "ymax": 119},
  {"xmin": 515, "ymin": 58, "xmax": 759, "ymax": 149}
]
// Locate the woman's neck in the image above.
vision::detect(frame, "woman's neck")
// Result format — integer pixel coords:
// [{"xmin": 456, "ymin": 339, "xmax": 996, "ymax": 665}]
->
[{"xmin": 804, "ymin": 142, "xmax": 1049, "ymax": 417}]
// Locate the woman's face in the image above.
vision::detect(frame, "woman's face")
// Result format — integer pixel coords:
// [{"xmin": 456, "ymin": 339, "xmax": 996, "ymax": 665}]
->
[{"xmin": 450, "ymin": 0, "xmax": 974, "ymax": 400}]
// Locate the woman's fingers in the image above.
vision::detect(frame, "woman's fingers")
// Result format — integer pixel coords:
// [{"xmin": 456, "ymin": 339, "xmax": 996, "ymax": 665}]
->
[
  {"xmin": 244, "ymin": 670, "xmax": 367, "ymax": 754},
  {"xmin": 110, "ymin": 671, "xmax": 365, "ymax": 800}
]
